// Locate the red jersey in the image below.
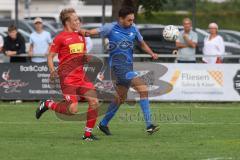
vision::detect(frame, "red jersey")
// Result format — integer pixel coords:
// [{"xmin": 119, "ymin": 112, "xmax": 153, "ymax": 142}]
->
[
  {"xmin": 50, "ymin": 31, "xmax": 86, "ymax": 64},
  {"xmin": 50, "ymin": 31, "xmax": 93, "ymax": 90}
]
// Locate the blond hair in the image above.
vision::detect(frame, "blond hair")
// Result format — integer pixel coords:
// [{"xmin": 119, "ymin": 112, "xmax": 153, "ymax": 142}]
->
[{"xmin": 59, "ymin": 8, "xmax": 76, "ymax": 26}]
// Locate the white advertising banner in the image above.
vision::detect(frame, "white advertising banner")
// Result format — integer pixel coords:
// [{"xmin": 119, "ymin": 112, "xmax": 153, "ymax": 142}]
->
[{"xmin": 153, "ymin": 63, "xmax": 240, "ymax": 101}]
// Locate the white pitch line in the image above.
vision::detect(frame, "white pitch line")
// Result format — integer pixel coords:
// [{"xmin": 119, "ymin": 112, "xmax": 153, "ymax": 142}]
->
[
  {"xmin": 159, "ymin": 122, "xmax": 240, "ymax": 125},
  {"xmin": 193, "ymin": 106, "xmax": 240, "ymax": 110},
  {"xmin": 142, "ymin": 106, "xmax": 240, "ymax": 110},
  {"xmin": 0, "ymin": 122, "xmax": 240, "ymax": 125},
  {"xmin": 1, "ymin": 105, "xmax": 240, "ymax": 110},
  {"xmin": 201, "ymin": 157, "xmax": 233, "ymax": 160}
]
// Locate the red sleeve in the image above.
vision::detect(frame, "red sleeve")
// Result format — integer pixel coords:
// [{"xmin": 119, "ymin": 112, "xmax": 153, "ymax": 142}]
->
[{"xmin": 49, "ymin": 36, "xmax": 61, "ymax": 54}]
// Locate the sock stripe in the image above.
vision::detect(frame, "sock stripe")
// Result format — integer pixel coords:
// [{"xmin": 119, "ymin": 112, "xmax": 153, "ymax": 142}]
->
[{"xmin": 85, "ymin": 127, "xmax": 93, "ymax": 132}]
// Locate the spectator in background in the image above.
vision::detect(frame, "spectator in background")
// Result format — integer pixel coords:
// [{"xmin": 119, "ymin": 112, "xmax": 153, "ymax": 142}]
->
[
  {"xmin": 3, "ymin": 25, "xmax": 26, "ymax": 63},
  {"xmin": 0, "ymin": 35, "xmax": 3, "ymax": 52},
  {"xmin": 0, "ymin": 35, "xmax": 4, "ymax": 63},
  {"xmin": 176, "ymin": 18, "xmax": 198, "ymax": 63},
  {"xmin": 202, "ymin": 23, "xmax": 225, "ymax": 64},
  {"xmin": 29, "ymin": 17, "xmax": 52, "ymax": 63}
]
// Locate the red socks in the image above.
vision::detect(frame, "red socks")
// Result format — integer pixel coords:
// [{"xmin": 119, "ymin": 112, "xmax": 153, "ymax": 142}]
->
[
  {"xmin": 45, "ymin": 100, "xmax": 98, "ymax": 136},
  {"xmin": 46, "ymin": 100, "xmax": 73, "ymax": 115},
  {"xmin": 85, "ymin": 106, "xmax": 98, "ymax": 137}
]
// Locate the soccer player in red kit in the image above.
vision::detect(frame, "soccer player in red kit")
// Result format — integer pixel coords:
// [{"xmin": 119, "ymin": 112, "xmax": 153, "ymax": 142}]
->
[{"xmin": 35, "ymin": 8, "xmax": 99, "ymax": 141}]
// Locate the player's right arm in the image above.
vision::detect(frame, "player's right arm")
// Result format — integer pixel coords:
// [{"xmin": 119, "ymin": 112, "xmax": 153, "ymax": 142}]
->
[
  {"xmin": 48, "ymin": 36, "xmax": 60, "ymax": 80},
  {"xmin": 47, "ymin": 53, "xmax": 56, "ymax": 75}
]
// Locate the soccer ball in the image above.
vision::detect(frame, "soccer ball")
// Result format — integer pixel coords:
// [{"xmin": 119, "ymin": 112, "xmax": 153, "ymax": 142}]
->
[{"xmin": 162, "ymin": 25, "xmax": 180, "ymax": 41}]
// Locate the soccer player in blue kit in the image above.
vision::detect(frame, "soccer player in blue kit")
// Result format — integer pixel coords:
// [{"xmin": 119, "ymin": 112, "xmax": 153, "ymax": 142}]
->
[{"xmin": 81, "ymin": 7, "xmax": 159, "ymax": 135}]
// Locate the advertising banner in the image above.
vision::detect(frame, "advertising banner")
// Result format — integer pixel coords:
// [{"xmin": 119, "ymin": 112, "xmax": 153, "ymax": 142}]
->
[
  {"xmin": 0, "ymin": 62, "xmax": 239, "ymax": 101},
  {"xmin": 150, "ymin": 63, "xmax": 240, "ymax": 101}
]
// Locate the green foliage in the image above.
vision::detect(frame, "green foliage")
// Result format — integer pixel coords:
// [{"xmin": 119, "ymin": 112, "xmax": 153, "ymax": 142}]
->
[
  {"xmin": 196, "ymin": 0, "xmax": 240, "ymax": 13},
  {"xmin": 163, "ymin": 0, "xmax": 193, "ymax": 11},
  {"xmin": 138, "ymin": 0, "xmax": 167, "ymax": 17},
  {"xmin": 162, "ymin": 0, "xmax": 240, "ymax": 13},
  {"xmin": 137, "ymin": 12, "xmax": 240, "ymax": 31}
]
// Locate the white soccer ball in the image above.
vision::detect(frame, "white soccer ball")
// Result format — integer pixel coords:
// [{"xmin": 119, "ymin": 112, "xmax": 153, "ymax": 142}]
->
[{"xmin": 163, "ymin": 25, "xmax": 180, "ymax": 41}]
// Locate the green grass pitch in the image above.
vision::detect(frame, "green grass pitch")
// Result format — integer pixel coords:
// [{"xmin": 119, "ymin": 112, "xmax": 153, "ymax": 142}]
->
[{"xmin": 0, "ymin": 102, "xmax": 240, "ymax": 160}]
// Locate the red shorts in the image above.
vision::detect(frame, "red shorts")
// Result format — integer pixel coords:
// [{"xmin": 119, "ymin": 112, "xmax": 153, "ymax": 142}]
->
[
  {"xmin": 61, "ymin": 84, "xmax": 95, "ymax": 103},
  {"xmin": 60, "ymin": 79, "xmax": 95, "ymax": 103},
  {"xmin": 58, "ymin": 63, "xmax": 95, "ymax": 103}
]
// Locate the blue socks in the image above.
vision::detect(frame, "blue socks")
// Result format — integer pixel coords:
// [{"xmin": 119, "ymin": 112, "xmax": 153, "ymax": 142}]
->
[
  {"xmin": 100, "ymin": 102, "xmax": 119, "ymax": 126},
  {"xmin": 100, "ymin": 99, "xmax": 152, "ymax": 128},
  {"xmin": 139, "ymin": 99, "xmax": 152, "ymax": 128}
]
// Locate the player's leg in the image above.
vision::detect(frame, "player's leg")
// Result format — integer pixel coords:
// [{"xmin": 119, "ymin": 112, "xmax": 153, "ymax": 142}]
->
[
  {"xmin": 98, "ymin": 55, "xmax": 131, "ymax": 135},
  {"xmin": 98, "ymin": 84, "xmax": 128, "ymax": 135},
  {"xmin": 81, "ymin": 89, "xmax": 99, "ymax": 141},
  {"xmin": 131, "ymin": 77, "xmax": 159, "ymax": 134},
  {"xmin": 35, "ymin": 86, "xmax": 79, "ymax": 119},
  {"xmin": 35, "ymin": 96, "xmax": 79, "ymax": 119}
]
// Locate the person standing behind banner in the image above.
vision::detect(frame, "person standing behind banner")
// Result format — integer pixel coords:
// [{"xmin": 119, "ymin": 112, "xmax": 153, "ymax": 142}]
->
[
  {"xmin": 176, "ymin": 18, "xmax": 198, "ymax": 63},
  {"xmin": 0, "ymin": 35, "xmax": 4, "ymax": 63},
  {"xmin": 0, "ymin": 35, "xmax": 3, "ymax": 52},
  {"xmin": 202, "ymin": 23, "xmax": 225, "ymax": 64},
  {"xmin": 29, "ymin": 17, "xmax": 52, "ymax": 63},
  {"xmin": 3, "ymin": 25, "xmax": 26, "ymax": 63}
]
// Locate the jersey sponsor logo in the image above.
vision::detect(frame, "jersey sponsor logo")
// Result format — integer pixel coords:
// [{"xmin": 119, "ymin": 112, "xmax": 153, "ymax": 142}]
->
[
  {"xmin": 69, "ymin": 43, "xmax": 85, "ymax": 54},
  {"xmin": 129, "ymin": 32, "xmax": 134, "ymax": 36},
  {"xmin": 65, "ymin": 37, "xmax": 72, "ymax": 41},
  {"xmin": 65, "ymin": 95, "xmax": 71, "ymax": 102},
  {"xmin": 107, "ymin": 41, "xmax": 117, "ymax": 51},
  {"xmin": 119, "ymin": 40, "xmax": 133, "ymax": 50}
]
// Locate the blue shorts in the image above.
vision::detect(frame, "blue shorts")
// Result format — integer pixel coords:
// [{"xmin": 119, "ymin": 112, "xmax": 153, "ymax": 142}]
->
[
  {"xmin": 111, "ymin": 64, "xmax": 134, "ymax": 88},
  {"xmin": 110, "ymin": 53, "xmax": 137, "ymax": 88}
]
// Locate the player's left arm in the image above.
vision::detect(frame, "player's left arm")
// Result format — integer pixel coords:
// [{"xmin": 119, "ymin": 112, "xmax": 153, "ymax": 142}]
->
[
  {"xmin": 135, "ymin": 26, "xmax": 158, "ymax": 60},
  {"xmin": 139, "ymin": 41, "xmax": 158, "ymax": 60},
  {"xmin": 79, "ymin": 23, "xmax": 114, "ymax": 38}
]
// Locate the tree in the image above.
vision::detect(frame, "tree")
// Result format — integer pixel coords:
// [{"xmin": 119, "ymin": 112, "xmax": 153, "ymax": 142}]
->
[
  {"xmin": 111, "ymin": 0, "xmax": 167, "ymax": 20},
  {"xmin": 81, "ymin": 0, "xmax": 167, "ymax": 21},
  {"xmin": 138, "ymin": 0, "xmax": 167, "ymax": 17},
  {"xmin": 111, "ymin": 0, "xmax": 124, "ymax": 21}
]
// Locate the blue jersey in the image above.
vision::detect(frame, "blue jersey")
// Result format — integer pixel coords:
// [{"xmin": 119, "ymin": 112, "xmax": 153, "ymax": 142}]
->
[{"xmin": 97, "ymin": 22, "xmax": 143, "ymax": 66}]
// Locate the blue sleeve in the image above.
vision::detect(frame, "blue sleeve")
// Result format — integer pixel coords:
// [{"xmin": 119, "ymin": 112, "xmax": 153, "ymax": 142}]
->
[
  {"xmin": 134, "ymin": 26, "xmax": 143, "ymax": 42},
  {"xmin": 97, "ymin": 23, "xmax": 114, "ymax": 37}
]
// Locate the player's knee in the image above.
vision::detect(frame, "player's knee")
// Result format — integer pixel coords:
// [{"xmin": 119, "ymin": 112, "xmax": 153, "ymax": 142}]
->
[
  {"xmin": 115, "ymin": 96, "xmax": 125, "ymax": 105},
  {"xmin": 115, "ymin": 97, "xmax": 120, "ymax": 105},
  {"xmin": 135, "ymin": 85, "xmax": 148, "ymax": 98},
  {"xmin": 139, "ymin": 91, "xmax": 148, "ymax": 98},
  {"xmin": 120, "ymin": 97, "xmax": 126, "ymax": 104},
  {"xmin": 69, "ymin": 102, "xmax": 78, "ymax": 114},
  {"xmin": 88, "ymin": 98, "xmax": 99, "ymax": 109}
]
